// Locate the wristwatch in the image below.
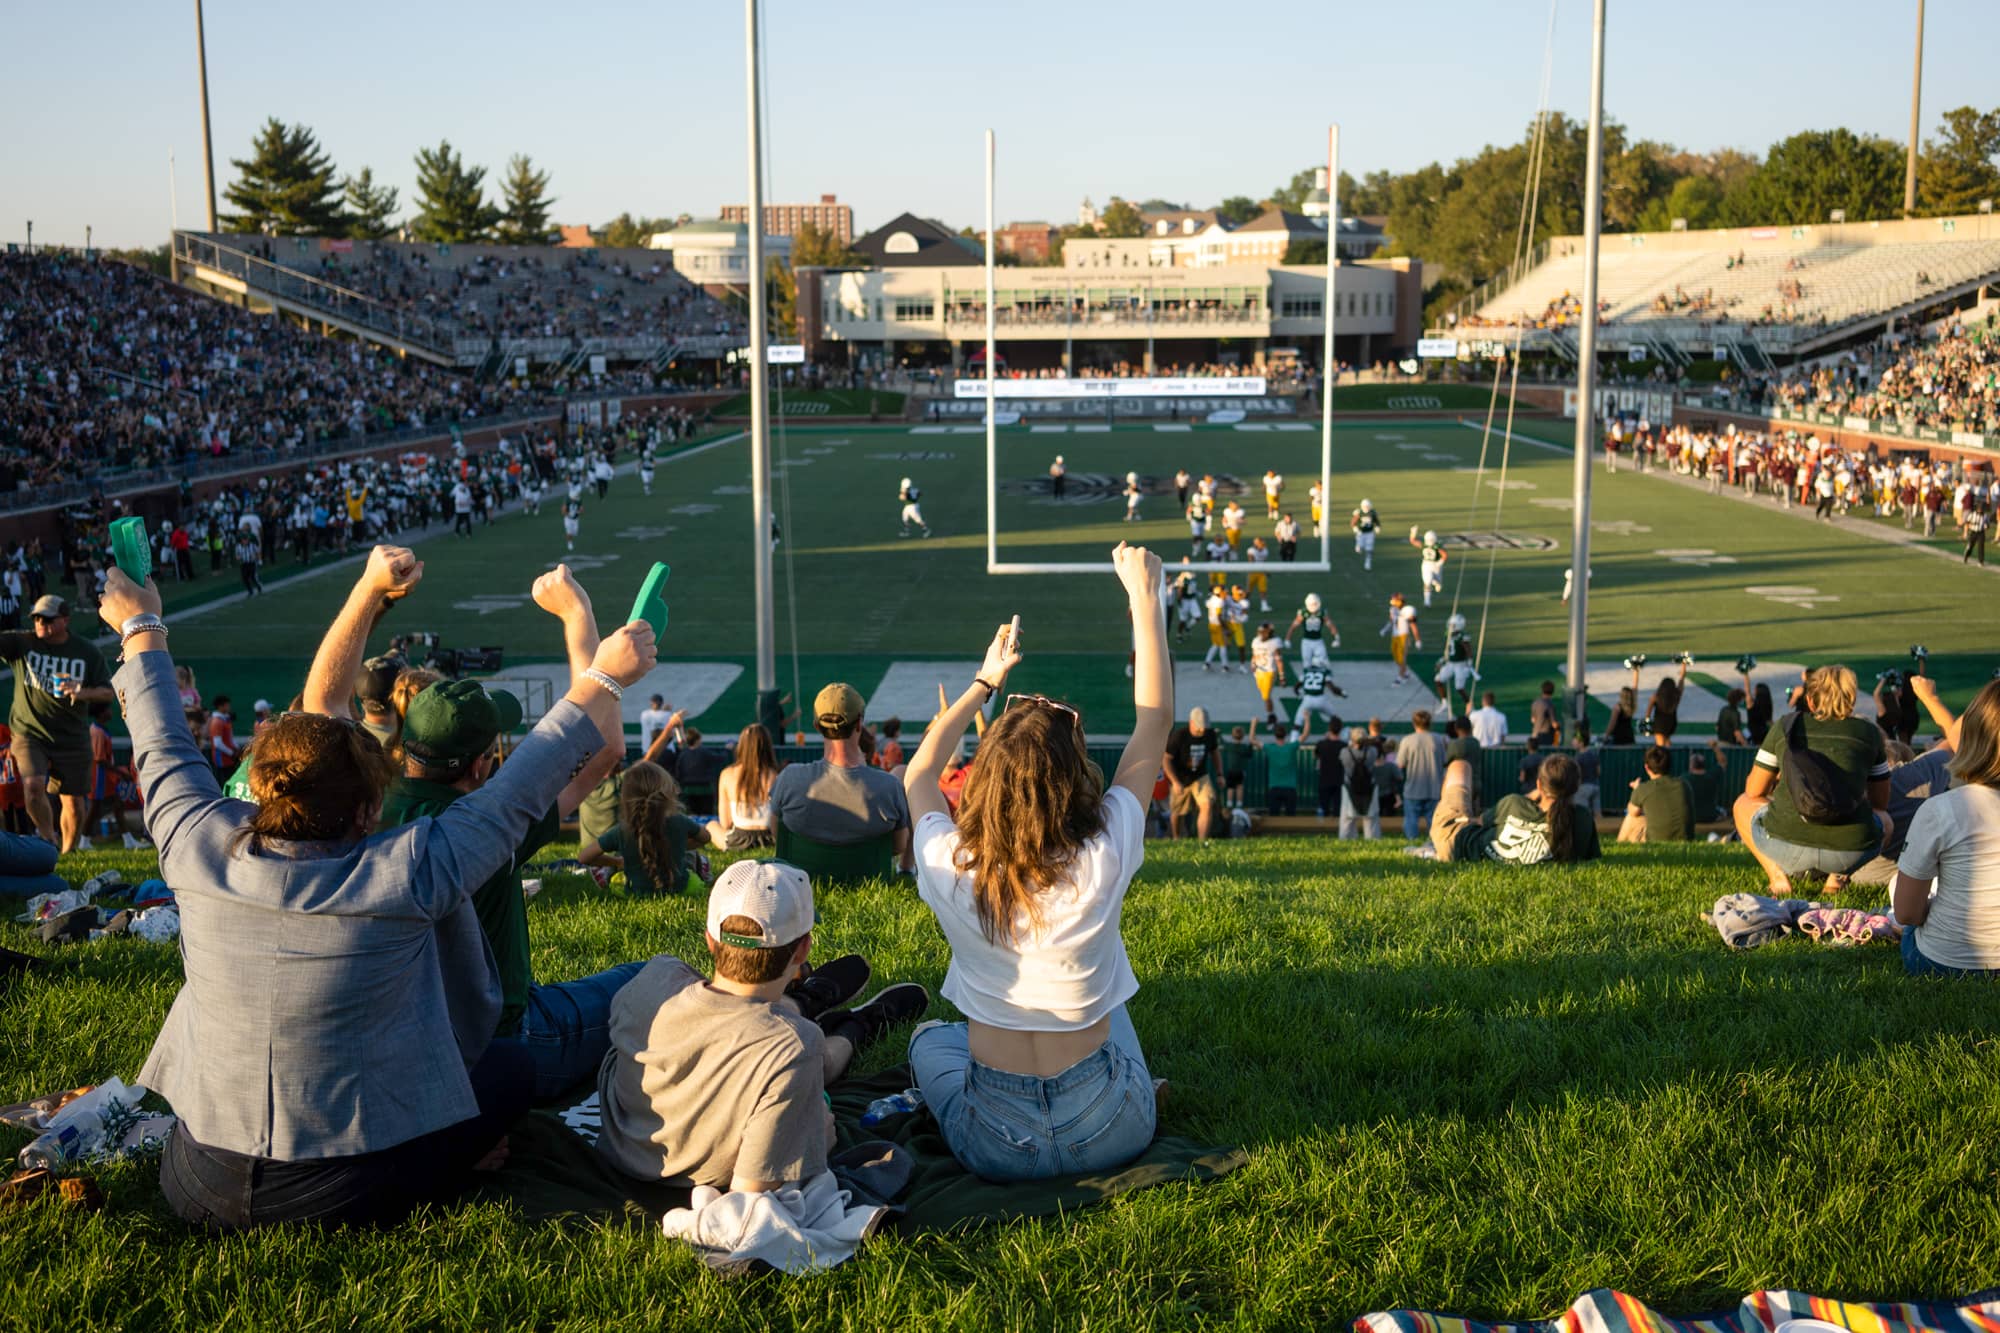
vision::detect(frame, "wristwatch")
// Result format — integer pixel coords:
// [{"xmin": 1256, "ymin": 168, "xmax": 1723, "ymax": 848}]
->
[{"xmin": 120, "ymin": 613, "xmax": 167, "ymax": 639}]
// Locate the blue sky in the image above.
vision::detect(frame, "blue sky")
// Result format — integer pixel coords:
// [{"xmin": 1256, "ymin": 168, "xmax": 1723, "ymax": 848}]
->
[{"xmin": 6, "ymin": 0, "xmax": 1995, "ymax": 249}]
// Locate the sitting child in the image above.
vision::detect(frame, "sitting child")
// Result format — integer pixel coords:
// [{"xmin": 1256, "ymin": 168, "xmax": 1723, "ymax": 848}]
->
[
  {"xmin": 594, "ymin": 860, "xmax": 928, "ymax": 1190},
  {"xmin": 1430, "ymin": 752, "xmax": 1602, "ymax": 864},
  {"xmin": 578, "ymin": 761, "xmax": 707, "ymax": 894}
]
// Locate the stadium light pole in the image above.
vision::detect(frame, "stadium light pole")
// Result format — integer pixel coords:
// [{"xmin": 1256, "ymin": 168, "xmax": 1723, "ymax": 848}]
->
[
  {"xmin": 193, "ymin": 0, "xmax": 218, "ymax": 232},
  {"xmin": 744, "ymin": 0, "xmax": 777, "ymax": 725},
  {"xmin": 1565, "ymin": 0, "xmax": 1608, "ymax": 737},
  {"xmin": 1903, "ymin": 0, "xmax": 1925, "ymax": 217},
  {"xmin": 1318, "ymin": 124, "xmax": 1338, "ymax": 570},
  {"xmin": 984, "ymin": 129, "xmax": 997, "ymax": 574}
]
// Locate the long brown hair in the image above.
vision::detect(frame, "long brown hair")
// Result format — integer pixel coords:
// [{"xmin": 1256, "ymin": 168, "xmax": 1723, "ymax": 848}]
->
[
  {"xmin": 1948, "ymin": 680, "xmax": 2000, "ymax": 788},
  {"xmin": 229, "ymin": 713, "xmax": 394, "ymax": 852},
  {"xmin": 1536, "ymin": 752, "xmax": 1583, "ymax": 862},
  {"xmin": 952, "ymin": 699, "xmax": 1105, "ymax": 946},
  {"xmin": 618, "ymin": 761, "xmax": 682, "ymax": 891},
  {"xmin": 732, "ymin": 724, "xmax": 776, "ymax": 808}
]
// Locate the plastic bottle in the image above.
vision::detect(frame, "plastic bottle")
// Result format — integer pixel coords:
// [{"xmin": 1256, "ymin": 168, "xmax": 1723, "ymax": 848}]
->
[{"xmin": 857, "ymin": 1088, "xmax": 925, "ymax": 1128}]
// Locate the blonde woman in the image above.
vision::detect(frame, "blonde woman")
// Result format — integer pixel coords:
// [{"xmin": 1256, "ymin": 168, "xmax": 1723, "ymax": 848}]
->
[
  {"xmin": 1895, "ymin": 680, "xmax": 2000, "ymax": 975},
  {"xmin": 901, "ymin": 543, "xmax": 1171, "ymax": 1181},
  {"xmin": 1732, "ymin": 665, "xmax": 1893, "ymax": 894},
  {"xmin": 706, "ymin": 723, "xmax": 777, "ymax": 851}
]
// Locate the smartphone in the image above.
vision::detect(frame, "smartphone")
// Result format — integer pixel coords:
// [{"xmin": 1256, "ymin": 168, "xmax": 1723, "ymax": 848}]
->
[{"xmin": 1007, "ymin": 614, "xmax": 1021, "ymax": 653}]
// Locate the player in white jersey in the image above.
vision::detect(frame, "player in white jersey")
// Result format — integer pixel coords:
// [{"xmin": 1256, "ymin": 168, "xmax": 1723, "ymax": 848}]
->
[
  {"xmin": 1262, "ymin": 469, "xmax": 1284, "ymax": 520},
  {"xmin": 1221, "ymin": 500, "xmax": 1246, "ymax": 551},
  {"xmin": 1245, "ymin": 536, "xmax": 1272, "ymax": 611},
  {"xmin": 1380, "ymin": 592, "xmax": 1420, "ymax": 683},
  {"xmin": 1202, "ymin": 588, "xmax": 1230, "ymax": 670},
  {"xmin": 1124, "ymin": 472, "xmax": 1143, "ymax": 521},
  {"xmin": 1171, "ymin": 562, "xmax": 1204, "ymax": 640},
  {"xmin": 1249, "ymin": 622, "xmax": 1287, "ymax": 722},
  {"xmin": 1290, "ymin": 660, "xmax": 1346, "ymax": 742},
  {"xmin": 1350, "ymin": 498, "xmax": 1380, "ymax": 570},
  {"xmin": 1186, "ymin": 494, "xmax": 1209, "ymax": 547},
  {"xmin": 1204, "ymin": 537, "xmax": 1232, "ymax": 586},
  {"xmin": 1411, "ymin": 528, "xmax": 1447, "ymax": 606},
  {"xmin": 562, "ymin": 496, "xmax": 583, "ymax": 552},
  {"xmin": 1309, "ymin": 482, "xmax": 1325, "ymax": 537},
  {"xmin": 1284, "ymin": 592, "xmax": 1337, "ymax": 671},
  {"xmin": 898, "ymin": 477, "xmax": 932, "ymax": 537},
  {"xmin": 1225, "ymin": 585, "xmax": 1251, "ymax": 667},
  {"xmin": 639, "ymin": 451, "xmax": 656, "ymax": 496},
  {"xmin": 520, "ymin": 475, "xmax": 542, "ymax": 517},
  {"xmin": 1434, "ymin": 611, "xmax": 1478, "ymax": 714}
]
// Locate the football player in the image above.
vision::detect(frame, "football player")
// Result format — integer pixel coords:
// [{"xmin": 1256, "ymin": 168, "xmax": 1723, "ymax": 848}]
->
[
  {"xmin": 1290, "ymin": 657, "xmax": 1347, "ymax": 742},
  {"xmin": 1410, "ymin": 528, "xmax": 1447, "ymax": 606},
  {"xmin": 1380, "ymin": 592, "xmax": 1420, "ymax": 683},
  {"xmin": 1203, "ymin": 586, "xmax": 1230, "ymax": 671},
  {"xmin": 898, "ymin": 477, "xmax": 932, "ymax": 538},
  {"xmin": 1249, "ymin": 621, "xmax": 1287, "ymax": 725},
  {"xmin": 1283, "ymin": 592, "xmax": 1337, "ymax": 670},
  {"xmin": 562, "ymin": 495, "xmax": 583, "ymax": 553},
  {"xmin": 1204, "ymin": 535, "xmax": 1233, "ymax": 586},
  {"xmin": 1309, "ymin": 481, "xmax": 1325, "ymax": 537},
  {"xmin": 1262, "ymin": 468, "xmax": 1284, "ymax": 520},
  {"xmin": 1171, "ymin": 560, "xmax": 1204, "ymax": 640},
  {"xmin": 1245, "ymin": 536, "xmax": 1273, "ymax": 611},
  {"xmin": 1350, "ymin": 498, "xmax": 1380, "ymax": 570},
  {"xmin": 1226, "ymin": 584, "xmax": 1251, "ymax": 666},
  {"xmin": 1221, "ymin": 500, "xmax": 1246, "ymax": 551},
  {"xmin": 1124, "ymin": 471, "xmax": 1143, "ymax": 521},
  {"xmin": 1434, "ymin": 611, "xmax": 1478, "ymax": 715}
]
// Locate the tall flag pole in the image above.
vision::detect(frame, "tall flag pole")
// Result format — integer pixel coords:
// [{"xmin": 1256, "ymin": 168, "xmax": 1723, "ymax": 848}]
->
[
  {"xmin": 745, "ymin": 0, "xmax": 776, "ymax": 719},
  {"xmin": 1565, "ymin": 0, "xmax": 1608, "ymax": 735}
]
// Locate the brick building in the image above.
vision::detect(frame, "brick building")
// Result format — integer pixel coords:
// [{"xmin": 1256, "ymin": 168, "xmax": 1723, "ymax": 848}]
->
[
  {"xmin": 720, "ymin": 194, "xmax": 853, "ymax": 243},
  {"xmin": 991, "ymin": 222, "xmax": 1060, "ymax": 263}
]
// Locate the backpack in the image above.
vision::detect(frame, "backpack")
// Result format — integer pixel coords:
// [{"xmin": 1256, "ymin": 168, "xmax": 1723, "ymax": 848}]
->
[
  {"xmin": 1781, "ymin": 712, "xmax": 1861, "ymax": 824},
  {"xmin": 1343, "ymin": 745, "xmax": 1375, "ymax": 807}
]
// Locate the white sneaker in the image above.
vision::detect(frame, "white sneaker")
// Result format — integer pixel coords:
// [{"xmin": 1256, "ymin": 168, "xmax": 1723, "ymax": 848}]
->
[
  {"xmin": 123, "ymin": 832, "xmax": 151, "ymax": 850},
  {"xmin": 73, "ymin": 836, "xmax": 92, "ymax": 851}
]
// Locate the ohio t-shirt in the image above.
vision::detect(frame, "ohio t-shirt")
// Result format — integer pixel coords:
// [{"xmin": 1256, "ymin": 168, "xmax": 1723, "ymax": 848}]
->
[
  {"xmin": 0, "ymin": 630, "xmax": 110, "ymax": 752},
  {"xmin": 1452, "ymin": 794, "xmax": 1604, "ymax": 865},
  {"xmin": 595, "ymin": 957, "xmax": 829, "ymax": 1188},
  {"xmin": 914, "ymin": 785, "xmax": 1143, "ymax": 1031},
  {"xmin": 1753, "ymin": 716, "xmax": 1890, "ymax": 851},
  {"xmin": 1628, "ymin": 775, "xmax": 1695, "ymax": 841}
]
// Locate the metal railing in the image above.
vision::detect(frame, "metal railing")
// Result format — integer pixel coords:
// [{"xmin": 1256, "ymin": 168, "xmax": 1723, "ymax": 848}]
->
[{"xmin": 173, "ymin": 232, "xmax": 455, "ymax": 356}]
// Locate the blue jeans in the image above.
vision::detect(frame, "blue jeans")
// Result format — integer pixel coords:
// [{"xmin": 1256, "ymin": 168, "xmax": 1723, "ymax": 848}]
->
[
  {"xmin": 515, "ymin": 961, "xmax": 648, "ymax": 1101},
  {"xmin": 1749, "ymin": 806, "xmax": 1880, "ymax": 876},
  {"xmin": 908, "ymin": 1006, "xmax": 1157, "ymax": 1183},
  {"xmin": 1902, "ymin": 928, "xmax": 2000, "ymax": 978},
  {"xmin": 1403, "ymin": 795, "xmax": 1438, "ymax": 841},
  {"xmin": 0, "ymin": 830, "xmax": 65, "ymax": 898}
]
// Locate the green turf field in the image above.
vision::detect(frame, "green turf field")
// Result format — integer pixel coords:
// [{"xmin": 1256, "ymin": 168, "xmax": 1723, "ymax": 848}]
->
[
  {"xmin": 153, "ymin": 419, "xmax": 1995, "ymax": 734},
  {"xmin": 8, "ymin": 837, "xmax": 2000, "ymax": 1330}
]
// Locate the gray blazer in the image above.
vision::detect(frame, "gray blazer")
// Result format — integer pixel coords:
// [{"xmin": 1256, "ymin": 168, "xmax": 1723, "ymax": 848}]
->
[{"xmin": 122, "ymin": 651, "xmax": 603, "ymax": 1160}]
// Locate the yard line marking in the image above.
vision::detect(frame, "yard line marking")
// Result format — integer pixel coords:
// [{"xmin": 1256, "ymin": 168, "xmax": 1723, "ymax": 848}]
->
[
  {"xmin": 1030, "ymin": 424, "xmax": 1070, "ymax": 434},
  {"xmin": 1075, "ymin": 424, "xmax": 1111, "ymax": 433},
  {"xmin": 1154, "ymin": 424, "xmax": 1193, "ymax": 432}
]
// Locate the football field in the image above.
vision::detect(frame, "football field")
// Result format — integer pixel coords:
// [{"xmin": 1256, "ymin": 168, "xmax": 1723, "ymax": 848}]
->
[{"xmin": 165, "ymin": 418, "xmax": 1996, "ymax": 736}]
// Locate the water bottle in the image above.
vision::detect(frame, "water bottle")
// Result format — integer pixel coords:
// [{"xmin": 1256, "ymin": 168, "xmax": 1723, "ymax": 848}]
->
[{"xmin": 858, "ymin": 1088, "xmax": 924, "ymax": 1128}]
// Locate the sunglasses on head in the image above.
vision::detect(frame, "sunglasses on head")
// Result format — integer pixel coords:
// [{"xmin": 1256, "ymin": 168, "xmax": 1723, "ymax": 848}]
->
[{"xmin": 1006, "ymin": 693, "xmax": 1080, "ymax": 723}]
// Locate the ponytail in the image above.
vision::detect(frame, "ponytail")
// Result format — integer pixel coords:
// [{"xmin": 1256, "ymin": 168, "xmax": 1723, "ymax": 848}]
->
[{"xmin": 1537, "ymin": 753, "xmax": 1582, "ymax": 862}]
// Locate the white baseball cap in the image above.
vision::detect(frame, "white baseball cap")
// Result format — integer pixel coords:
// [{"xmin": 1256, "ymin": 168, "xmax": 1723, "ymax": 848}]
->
[{"xmin": 707, "ymin": 859, "xmax": 816, "ymax": 948}]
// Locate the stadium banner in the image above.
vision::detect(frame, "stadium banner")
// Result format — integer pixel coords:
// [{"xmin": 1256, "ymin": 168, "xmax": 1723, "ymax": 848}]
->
[
  {"xmin": 928, "ymin": 395, "xmax": 1296, "ymax": 419},
  {"xmin": 1953, "ymin": 430, "xmax": 1991, "ymax": 449},
  {"xmin": 1844, "ymin": 415, "xmax": 1872, "ymax": 430},
  {"xmin": 953, "ymin": 375, "xmax": 1266, "ymax": 399},
  {"xmin": 1207, "ymin": 409, "xmax": 1247, "ymax": 424},
  {"xmin": 1416, "ymin": 337, "xmax": 1460, "ymax": 359},
  {"xmin": 766, "ymin": 344, "xmax": 806, "ymax": 364},
  {"xmin": 588, "ymin": 355, "xmax": 607, "ymax": 376}
]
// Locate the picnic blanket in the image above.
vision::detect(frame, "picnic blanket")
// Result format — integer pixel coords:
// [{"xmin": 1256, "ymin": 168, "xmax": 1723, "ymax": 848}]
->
[
  {"xmin": 470, "ymin": 1062, "xmax": 1247, "ymax": 1234},
  {"xmin": 1355, "ymin": 1285, "xmax": 2000, "ymax": 1333}
]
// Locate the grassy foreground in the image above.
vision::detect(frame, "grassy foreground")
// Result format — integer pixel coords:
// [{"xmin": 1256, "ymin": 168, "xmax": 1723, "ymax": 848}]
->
[{"xmin": 5, "ymin": 837, "xmax": 1999, "ymax": 1331}]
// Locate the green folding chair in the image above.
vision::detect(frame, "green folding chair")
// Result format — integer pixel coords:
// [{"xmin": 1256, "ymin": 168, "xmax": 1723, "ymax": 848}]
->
[{"xmin": 772, "ymin": 820, "xmax": 897, "ymax": 887}]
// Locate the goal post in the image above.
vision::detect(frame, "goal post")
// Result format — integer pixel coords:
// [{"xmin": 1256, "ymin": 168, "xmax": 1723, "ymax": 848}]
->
[{"xmin": 978, "ymin": 126, "xmax": 1340, "ymax": 577}]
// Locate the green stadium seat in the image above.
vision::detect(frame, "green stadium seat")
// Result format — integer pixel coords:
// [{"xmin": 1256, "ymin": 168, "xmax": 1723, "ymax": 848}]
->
[{"xmin": 772, "ymin": 820, "xmax": 897, "ymax": 887}]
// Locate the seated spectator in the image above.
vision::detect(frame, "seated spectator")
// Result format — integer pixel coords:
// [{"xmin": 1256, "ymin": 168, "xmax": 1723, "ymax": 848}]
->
[
  {"xmin": 1847, "ymin": 673, "xmax": 1963, "ymax": 889},
  {"xmin": 874, "ymin": 716, "xmax": 907, "ymax": 773},
  {"xmin": 1162, "ymin": 706, "xmax": 1223, "ymax": 840},
  {"xmin": 594, "ymin": 861, "xmax": 928, "ymax": 1189},
  {"xmin": 770, "ymin": 683, "xmax": 912, "ymax": 867},
  {"xmin": 1395, "ymin": 710, "xmax": 1447, "ymax": 839},
  {"xmin": 705, "ymin": 723, "xmax": 778, "ymax": 851},
  {"xmin": 1469, "ymin": 692, "xmax": 1508, "ymax": 748},
  {"xmin": 1715, "ymin": 687, "xmax": 1747, "ymax": 747},
  {"xmin": 1685, "ymin": 747, "xmax": 1723, "ymax": 823},
  {"xmin": 1733, "ymin": 665, "xmax": 1893, "ymax": 895},
  {"xmin": 99, "ymin": 557, "xmax": 653, "ymax": 1231},
  {"xmin": 1517, "ymin": 735, "xmax": 1546, "ymax": 793},
  {"xmin": 1258, "ymin": 721, "xmax": 1302, "ymax": 816},
  {"xmin": 580, "ymin": 761, "xmax": 709, "ymax": 895},
  {"xmin": 1430, "ymin": 753, "xmax": 1602, "ymax": 865},
  {"xmin": 1338, "ymin": 726, "xmax": 1381, "ymax": 839},
  {"xmin": 354, "ymin": 653, "xmax": 406, "ymax": 750},
  {"xmin": 0, "ymin": 828, "xmax": 65, "ymax": 897},
  {"xmin": 901, "ymin": 547, "xmax": 1170, "ymax": 1181},
  {"xmin": 1894, "ymin": 680, "xmax": 2000, "ymax": 976},
  {"xmin": 1618, "ymin": 745, "xmax": 1695, "ymax": 842}
]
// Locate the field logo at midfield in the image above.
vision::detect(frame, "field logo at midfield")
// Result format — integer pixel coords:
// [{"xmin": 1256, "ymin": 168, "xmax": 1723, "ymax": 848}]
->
[
  {"xmin": 1436, "ymin": 531, "xmax": 1557, "ymax": 551},
  {"xmin": 615, "ymin": 525, "xmax": 677, "ymax": 541},
  {"xmin": 1657, "ymin": 548, "xmax": 1738, "ymax": 566},
  {"xmin": 669, "ymin": 504, "xmax": 720, "ymax": 516},
  {"xmin": 1386, "ymin": 395, "xmax": 1444, "ymax": 410},
  {"xmin": 1747, "ymin": 584, "xmax": 1840, "ymax": 608},
  {"xmin": 1000, "ymin": 472, "xmax": 1250, "ymax": 504}
]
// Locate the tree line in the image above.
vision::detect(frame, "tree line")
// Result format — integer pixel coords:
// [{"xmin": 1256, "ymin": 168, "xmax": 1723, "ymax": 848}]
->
[{"xmin": 219, "ymin": 118, "xmax": 556, "ymax": 245}]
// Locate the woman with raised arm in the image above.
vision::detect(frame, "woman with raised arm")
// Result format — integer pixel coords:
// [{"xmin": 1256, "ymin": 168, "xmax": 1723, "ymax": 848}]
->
[
  {"xmin": 901, "ymin": 543, "xmax": 1172, "ymax": 1181},
  {"xmin": 99, "ymin": 554, "xmax": 657, "ymax": 1232},
  {"xmin": 1644, "ymin": 657, "xmax": 1689, "ymax": 748}
]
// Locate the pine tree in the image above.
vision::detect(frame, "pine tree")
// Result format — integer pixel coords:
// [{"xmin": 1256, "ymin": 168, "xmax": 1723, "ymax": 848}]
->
[
  {"xmin": 495, "ymin": 154, "xmax": 557, "ymax": 245},
  {"xmin": 1917, "ymin": 107, "xmax": 2000, "ymax": 216},
  {"xmin": 221, "ymin": 118, "xmax": 348, "ymax": 235},
  {"xmin": 410, "ymin": 140, "xmax": 500, "ymax": 244},
  {"xmin": 341, "ymin": 167, "xmax": 401, "ymax": 240}
]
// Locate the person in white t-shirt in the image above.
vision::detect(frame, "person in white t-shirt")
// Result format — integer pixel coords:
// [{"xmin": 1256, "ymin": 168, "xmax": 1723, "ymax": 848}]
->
[
  {"xmin": 1896, "ymin": 681, "xmax": 2000, "ymax": 976},
  {"xmin": 638, "ymin": 694, "xmax": 681, "ymax": 756},
  {"xmin": 1469, "ymin": 691, "xmax": 1509, "ymax": 748},
  {"xmin": 901, "ymin": 543, "xmax": 1171, "ymax": 1182}
]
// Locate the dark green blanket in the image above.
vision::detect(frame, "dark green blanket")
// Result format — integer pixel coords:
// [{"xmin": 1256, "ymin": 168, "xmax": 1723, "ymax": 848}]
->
[{"xmin": 471, "ymin": 1064, "xmax": 1247, "ymax": 1234}]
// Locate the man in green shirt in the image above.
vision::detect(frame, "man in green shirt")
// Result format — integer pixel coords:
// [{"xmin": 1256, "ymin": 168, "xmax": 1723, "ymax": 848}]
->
[
  {"xmin": 1684, "ymin": 747, "xmax": 1723, "ymax": 823},
  {"xmin": 0, "ymin": 595, "xmax": 116, "ymax": 850},
  {"xmin": 1619, "ymin": 745, "xmax": 1695, "ymax": 842},
  {"xmin": 1260, "ymin": 722, "xmax": 1302, "ymax": 816}
]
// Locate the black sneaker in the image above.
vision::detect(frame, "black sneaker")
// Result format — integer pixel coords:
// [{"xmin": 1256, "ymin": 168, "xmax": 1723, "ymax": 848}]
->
[
  {"xmin": 788, "ymin": 954, "xmax": 870, "ymax": 1021},
  {"xmin": 821, "ymin": 983, "xmax": 930, "ymax": 1054}
]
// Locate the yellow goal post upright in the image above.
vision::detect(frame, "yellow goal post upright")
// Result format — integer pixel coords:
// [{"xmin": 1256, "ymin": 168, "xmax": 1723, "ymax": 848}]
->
[{"xmin": 980, "ymin": 126, "xmax": 1339, "ymax": 577}]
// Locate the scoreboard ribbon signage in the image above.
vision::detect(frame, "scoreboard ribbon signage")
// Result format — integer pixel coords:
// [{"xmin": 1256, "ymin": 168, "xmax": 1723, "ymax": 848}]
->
[{"xmin": 954, "ymin": 376, "xmax": 1267, "ymax": 399}]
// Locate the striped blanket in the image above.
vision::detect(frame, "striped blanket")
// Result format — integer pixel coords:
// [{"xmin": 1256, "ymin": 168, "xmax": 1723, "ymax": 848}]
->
[{"xmin": 1356, "ymin": 1287, "xmax": 2000, "ymax": 1333}]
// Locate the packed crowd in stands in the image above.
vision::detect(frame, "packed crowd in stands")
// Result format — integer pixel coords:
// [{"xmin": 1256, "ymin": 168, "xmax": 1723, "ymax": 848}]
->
[
  {"xmin": 254, "ymin": 240, "xmax": 746, "ymax": 343},
  {"xmin": 0, "ymin": 252, "xmax": 549, "ymax": 494},
  {"xmin": 1770, "ymin": 314, "xmax": 2000, "ymax": 436}
]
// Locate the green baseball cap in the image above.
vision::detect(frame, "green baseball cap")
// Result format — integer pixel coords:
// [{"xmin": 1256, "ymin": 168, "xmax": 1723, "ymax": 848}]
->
[{"xmin": 401, "ymin": 679, "xmax": 524, "ymax": 771}]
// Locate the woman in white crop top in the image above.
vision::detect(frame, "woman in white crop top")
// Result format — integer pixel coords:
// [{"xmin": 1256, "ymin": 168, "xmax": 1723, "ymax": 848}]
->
[
  {"xmin": 707, "ymin": 724, "xmax": 777, "ymax": 851},
  {"xmin": 903, "ymin": 543, "xmax": 1174, "ymax": 1181}
]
